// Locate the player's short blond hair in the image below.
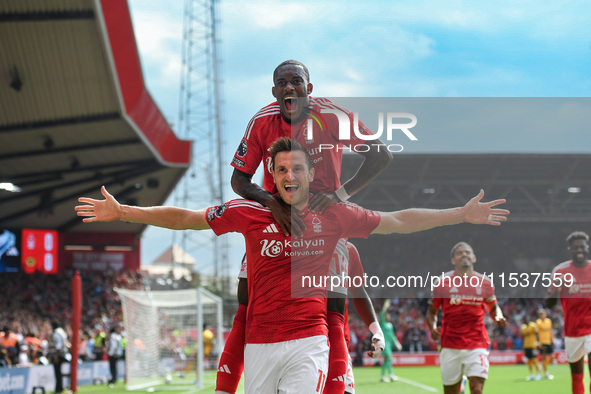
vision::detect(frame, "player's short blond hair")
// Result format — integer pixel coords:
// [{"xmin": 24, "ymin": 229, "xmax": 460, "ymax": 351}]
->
[{"xmin": 566, "ymin": 231, "xmax": 589, "ymax": 245}]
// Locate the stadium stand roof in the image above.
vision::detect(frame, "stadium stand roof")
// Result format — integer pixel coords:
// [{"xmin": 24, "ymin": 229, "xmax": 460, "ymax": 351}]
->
[
  {"xmin": 343, "ymin": 153, "xmax": 591, "ymax": 222},
  {"xmin": 0, "ymin": 0, "xmax": 191, "ymax": 235}
]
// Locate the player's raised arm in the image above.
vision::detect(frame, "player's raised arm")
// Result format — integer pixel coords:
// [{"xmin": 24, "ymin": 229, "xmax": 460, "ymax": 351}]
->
[
  {"xmin": 75, "ymin": 186, "xmax": 210, "ymax": 230},
  {"xmin": 371, "ymin": 189, "xmax": 509, "ymax": 234},
  {"xmin": 309, "ymin": 138, "xmax": 392, "ymax": 213}
]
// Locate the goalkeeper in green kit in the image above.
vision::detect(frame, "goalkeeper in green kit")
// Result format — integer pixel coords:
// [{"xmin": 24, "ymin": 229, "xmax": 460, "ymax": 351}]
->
[{"xmin": 379, "ymin": 299, "xmax": 403, "ymax": 382}]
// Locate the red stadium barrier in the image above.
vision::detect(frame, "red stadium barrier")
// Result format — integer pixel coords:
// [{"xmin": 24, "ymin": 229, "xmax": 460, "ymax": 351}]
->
[
  {"xmin": 357, "ymin": 350, "xmax": 569, "ymax": 367},
  {"xmin": 70, "ymin": 271, "xmax": 82, "ymax": 392}
]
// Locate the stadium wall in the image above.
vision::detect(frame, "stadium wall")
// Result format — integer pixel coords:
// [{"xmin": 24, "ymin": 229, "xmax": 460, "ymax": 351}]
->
[{"xmin": 0, "ymin": 360, "xmax": 123, "ymax": 394}]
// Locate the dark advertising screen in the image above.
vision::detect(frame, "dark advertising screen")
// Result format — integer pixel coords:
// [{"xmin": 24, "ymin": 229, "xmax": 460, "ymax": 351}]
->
[{"xmin": 0, "ymin": 228, "xmax": 21, "ymax": 273}]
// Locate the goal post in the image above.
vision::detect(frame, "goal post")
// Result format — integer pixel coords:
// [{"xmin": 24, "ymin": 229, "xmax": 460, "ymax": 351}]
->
[{"xmin": 116, "ymin": 287, "xmax": 223, "ymax": 391}]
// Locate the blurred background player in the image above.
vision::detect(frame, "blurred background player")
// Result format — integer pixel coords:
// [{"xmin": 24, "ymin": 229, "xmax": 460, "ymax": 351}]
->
[
  {"xmin": 426, "ymin": 242, "xmax": 506, "ymax": 394},
  {"xmin": 219, "ymin": 59, "xmax": 392, "ymax": 394},
  {"xmin": 378, "ymin": 300, "xmax": 402, "ymax": 383},
  {"xmin": 520, "ymin": 316, "xmax": 541, "ymax": 381},
  {"xmin": 546, "ymin": 231, "xmax": 591, "ymax": 394},
  {"xmin": 203, "ymin": 324, "xmax": 215, "ymax": 368},
  {"xmin": 536, "ymin": 308, "xmax": 554, "ymax": 379}
]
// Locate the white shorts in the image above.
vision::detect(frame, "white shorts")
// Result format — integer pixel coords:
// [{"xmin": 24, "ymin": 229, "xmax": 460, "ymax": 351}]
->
[
  {"xmin": 244, "ymin": 335, "xmax": 329, "ymax": 394},
  {"xmin": 439, "ymin": 348, "xmax": 489, "ymax": 386},
  {"xmin": 565, "ymin": 334, "xmax": 591, "ymax": 363},
  {"xmin": 344, "ymin": 353, "xmax": 355, "ymax": 394},
  {"xmin": 239, "ymin": 239, "xmax": 349, "ymax": 296}
]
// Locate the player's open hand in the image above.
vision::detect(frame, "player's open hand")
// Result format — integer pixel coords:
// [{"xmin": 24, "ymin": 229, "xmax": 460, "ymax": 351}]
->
[
  {"xmin": 367, "ymin": 331, "xmax": 385, "ymax": 358},
  {"xmin": 75, "ymin": 186, "xmax": 121, "ymax": 223},
  {"xmin": 309, "ymin": 192, "xmax": 340, "ymax": 214},
  {"xmin": 463, "ymin": 189, "xmax": 509, "ymax": 226},
  {"xmin": 268, "ymin": 195, "xmax": 306, "ymax": 237}
]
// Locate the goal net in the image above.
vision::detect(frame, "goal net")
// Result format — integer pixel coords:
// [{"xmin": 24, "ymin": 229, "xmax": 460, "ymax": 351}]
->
[{"xmin": 116, "ymin": 287, "xmax": 223, "ymax": 391}]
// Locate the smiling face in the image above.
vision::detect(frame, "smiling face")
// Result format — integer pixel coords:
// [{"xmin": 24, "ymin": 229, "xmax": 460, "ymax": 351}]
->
[
  {"xmin": 272, "ymin": 64, "xmax": 312, "ymax": 123},
  {"xmin": 569, "ymin": 238, "xmax": 589, "ymax": 266},
  {"xmin": 451, "ymin": 243, "xmax": 476, "ymax": 273},
  {"xmin": 272, "ymin": 150, "xmax": 315, "ymax": 210}
]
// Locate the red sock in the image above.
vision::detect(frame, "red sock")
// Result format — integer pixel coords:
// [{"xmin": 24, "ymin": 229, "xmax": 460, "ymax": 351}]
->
[
  {"xmin": 215, "ymin": 304, "xmax": 247, "ymax": 394},
  {"xmin": 324, "ymin": 312, "xmax": 347, "ymax": 394},
  {"xmin": 572, "ymin": 372, "xmax": 584, "ymax": 394}
]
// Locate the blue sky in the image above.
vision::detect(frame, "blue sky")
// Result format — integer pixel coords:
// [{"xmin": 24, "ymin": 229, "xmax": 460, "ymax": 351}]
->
[{"xmin": 127, "ymin": 0, "xmax": 591, "ymax": 271}]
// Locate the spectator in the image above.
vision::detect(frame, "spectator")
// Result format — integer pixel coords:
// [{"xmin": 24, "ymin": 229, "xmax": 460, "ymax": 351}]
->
[
  {"xmin": 48, "ymin": 321, "xmax": 69, "ymax": 394},
  {"xmin": 17, "ymin": 344, "xmax": 31, "ymax": 366},
  {"xmin": 0, "ymin": 345, "xmax": 12, "ymax": 367},
  {"xmin": 107, "ymin": 326, "xmax": 123, "ymax": 386}
]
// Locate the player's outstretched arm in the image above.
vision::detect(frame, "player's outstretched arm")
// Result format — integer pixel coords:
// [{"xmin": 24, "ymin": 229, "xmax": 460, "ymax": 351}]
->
[
  {"xmin": 231, "ymin": 168, "xmax": 305, "ymax": 237},
  {"xmin": 372, "ymin": 189, "xmax": 509, "ymax": 234},
  {"xmin": 309, "ymin": 139, "xmax": 392, "ymax": 213},
  {"xmin": 75, "ymin": 186, "xmax": 210, "ymax": 230}
]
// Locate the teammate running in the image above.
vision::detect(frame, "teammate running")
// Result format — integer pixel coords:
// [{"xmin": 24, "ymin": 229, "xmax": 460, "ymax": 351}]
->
[
  {"xmin": 546, "ymin": 231, "xmax": 591, "ymax": 394},
  {"xmin": 426, "ymin": 242, "xmax": 506, "ymax": 394}
]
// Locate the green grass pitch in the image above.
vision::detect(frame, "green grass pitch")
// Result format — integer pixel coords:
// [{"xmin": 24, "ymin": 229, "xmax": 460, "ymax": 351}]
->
[{"xmin": 74, "ymin": 364, "xmax": 584, "ymax": 393}]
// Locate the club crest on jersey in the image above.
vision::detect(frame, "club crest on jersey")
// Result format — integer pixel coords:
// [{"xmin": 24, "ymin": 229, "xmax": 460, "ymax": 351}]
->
[
  {"xmin": 237, "ymin": 139, "xmax": 248, "ymax": 157},
  {"xmin": 312, "ymin": 215, "xmax": 322, "ymax": 233},
  {"xmin": 260, "ymin": 239, "xmax": 283, "ymax": 258}
]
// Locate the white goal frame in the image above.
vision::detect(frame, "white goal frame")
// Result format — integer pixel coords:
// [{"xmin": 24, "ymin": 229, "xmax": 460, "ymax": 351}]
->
[{"xmin": 116, "ymin": 287, "xmax": 223, "ymax": 391}]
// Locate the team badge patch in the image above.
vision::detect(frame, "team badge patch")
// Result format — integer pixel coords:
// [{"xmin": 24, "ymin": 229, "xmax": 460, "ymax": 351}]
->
[
  {"xmin": 207, "ymin": 208, "xmax": 216, "ymax": 221},
  {"xmin": 236, "ymin": 139, "xmax": 248, "ymax": 157}
]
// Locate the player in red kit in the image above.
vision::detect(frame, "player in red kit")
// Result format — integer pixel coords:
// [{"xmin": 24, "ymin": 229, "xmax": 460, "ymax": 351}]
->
[
  {"xmin": 224, "ymin": 59, "xmax": 392, "ymax": 394},
  {"xmin": 426, "ymin": 242, "xmax": 506, "ymax": 394},
  {"xmin": 76, "ymin": 138, "xmax": 509, "ymax": 394},
  {"xmin": 339, "ymin": 242, "xmax": 384, "ymax": 394},
  {"xmin": 546, "ymin": 231, "xmax": 591, "ymax": 394}
]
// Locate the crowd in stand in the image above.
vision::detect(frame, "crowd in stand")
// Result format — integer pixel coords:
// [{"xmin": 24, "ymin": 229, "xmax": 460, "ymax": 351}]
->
[
  {"xmin": 0, "ymin": 269, "xmax": 143, "ymax": 367},
  {"xmin": 0, "ymin": 266, "xmax": 569, "ymax": 369}
]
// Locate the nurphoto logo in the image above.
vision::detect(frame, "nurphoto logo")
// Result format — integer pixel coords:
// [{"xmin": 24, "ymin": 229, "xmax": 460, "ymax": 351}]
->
[{"xmin": 306, "ymin": 107, "xmax": 418, "ymax": 153}]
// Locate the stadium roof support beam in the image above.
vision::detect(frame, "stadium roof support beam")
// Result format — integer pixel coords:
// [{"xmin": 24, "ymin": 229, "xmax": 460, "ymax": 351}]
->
[
  {"xmin": 0, "ymin": 10, "xmax": 95, "ymax": 22},
  {"xmin": 0, "ymin": 113, "xmax": 120, "ymax": 134}
]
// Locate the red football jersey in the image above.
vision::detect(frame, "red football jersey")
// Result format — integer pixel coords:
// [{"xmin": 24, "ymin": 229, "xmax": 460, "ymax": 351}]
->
[
  {"xmin": 231, "ymin": 97, "xmax": 374, "ymax": 194},
  {"xmin": 430, "ymin": 270, "xmax": 496, "ymax": 349},
  {"xmin": 550, "ymin": 260, "xmax": 591, "ymax": 337},
  {"xmin": 206, "ymin": 199, "xmax": 380, "ymax": 344}
]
